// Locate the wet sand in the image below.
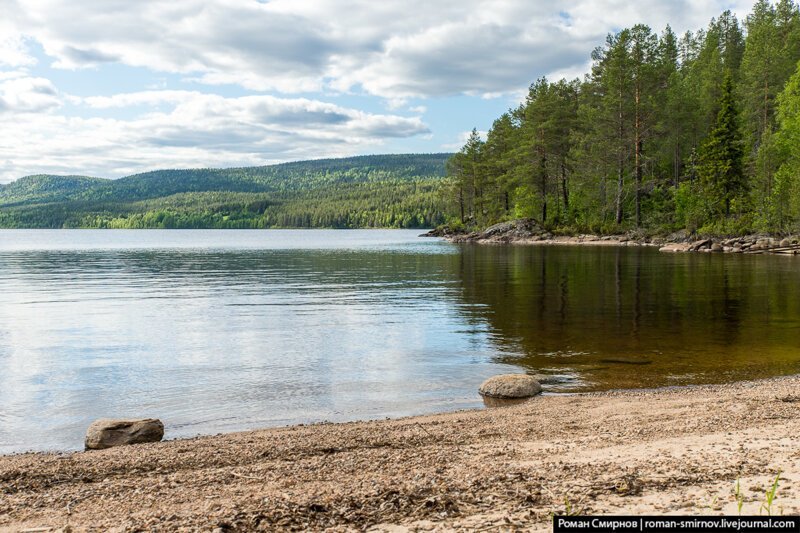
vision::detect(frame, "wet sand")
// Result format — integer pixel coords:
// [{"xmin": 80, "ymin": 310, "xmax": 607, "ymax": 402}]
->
[{"xmin": 2, "ymin": 376, "xmax": 799, "ymax": 532}]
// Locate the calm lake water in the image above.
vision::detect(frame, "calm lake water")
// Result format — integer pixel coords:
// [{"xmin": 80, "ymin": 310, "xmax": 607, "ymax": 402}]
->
[{"xmin": 1, "ymin": 230, "xmax": 799, "ymax": 453}]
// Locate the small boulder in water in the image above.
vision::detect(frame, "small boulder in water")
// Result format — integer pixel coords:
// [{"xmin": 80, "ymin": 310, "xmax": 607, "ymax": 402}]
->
[
  {"xmin": 479, "ymin": 374, "xmax": 542, "ymax": 399},
  {"xmin": 85, "ymin": 418, "xmax": 164, "ymax": 450}
]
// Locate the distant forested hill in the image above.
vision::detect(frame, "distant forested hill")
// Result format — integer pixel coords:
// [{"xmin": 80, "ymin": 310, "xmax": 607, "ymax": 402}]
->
[{"xmin": 0, "ymin": 154, "xmax": 450, "ymax": 229}]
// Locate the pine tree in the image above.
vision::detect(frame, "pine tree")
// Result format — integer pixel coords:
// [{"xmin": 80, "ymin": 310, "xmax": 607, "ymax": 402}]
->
[
  {"xmin": 629, "ymin": 24, "xmax": 659, "ymax": 227},
  {"xmin": 483, "ymin": 113, "xmax": 518, "ymax": 219},
  {"xmin": 585, "ymin": 30, "xmax": 634, "ymax": 226},
  {"xmin": 655, "ymin": 26, "xmax": 683, "ymax": 186}
]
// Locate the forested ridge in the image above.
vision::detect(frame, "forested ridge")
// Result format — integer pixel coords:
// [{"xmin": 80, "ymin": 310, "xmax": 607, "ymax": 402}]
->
[
  {"xmin": 446, "ymin": 0, "xmax": 800, "ymax": 236},
  {"xmin": 0, "ymin": 154, "xmax": 449, "ymax": 229}
]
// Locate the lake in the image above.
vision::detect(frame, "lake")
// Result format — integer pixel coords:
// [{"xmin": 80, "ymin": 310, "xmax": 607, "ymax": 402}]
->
[{"xmin": 1, "ymin": 229, "xmax": 799, "ymax": 453}]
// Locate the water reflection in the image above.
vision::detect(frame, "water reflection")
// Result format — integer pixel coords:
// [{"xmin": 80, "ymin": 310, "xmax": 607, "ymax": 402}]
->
[{"xmin": 456, "ymin": 245, "xmax": 800, "ymax": 391}]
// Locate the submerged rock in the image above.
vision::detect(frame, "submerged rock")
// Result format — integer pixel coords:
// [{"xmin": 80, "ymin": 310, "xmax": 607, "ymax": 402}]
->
[
  {"xmin": 599, "ymin": 357, "xmax": 652, "ymax": 365},
  {"xmin": 479, "ymin": 374, "xmax": 542, "ymax": 399},
  {"xmin": 85, "ymin": 418, "xmax": 164, "ymax": 450}
]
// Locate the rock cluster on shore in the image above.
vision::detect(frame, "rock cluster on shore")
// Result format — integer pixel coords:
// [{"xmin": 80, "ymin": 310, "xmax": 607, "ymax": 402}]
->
[
  {"xmin": 422, "ymin": 219, "xmax": 553, "ymax": 243},
  {"xmin": 423, "ymin": 219, "xmax": 799, "ymax": 255},
  {"xmin": 660, "ymin": 235, "xmax": 800, "ymax": 254}
]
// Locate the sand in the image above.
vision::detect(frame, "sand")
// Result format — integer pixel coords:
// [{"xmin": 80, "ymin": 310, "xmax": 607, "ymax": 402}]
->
[{"xmin": 2, "ymin": 376, "xmax": 799, "ymax": 532}]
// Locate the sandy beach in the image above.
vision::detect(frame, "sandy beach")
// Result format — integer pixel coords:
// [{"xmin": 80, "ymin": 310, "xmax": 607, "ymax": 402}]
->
[{"xmin": 1, "ymin": 376, "xmax": 799, "ymax": 531}]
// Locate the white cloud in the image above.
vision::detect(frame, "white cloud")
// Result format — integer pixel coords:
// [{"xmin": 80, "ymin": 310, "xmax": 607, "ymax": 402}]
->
[
  {"xmin": 5, "ymin": 0, "xmax": 757, "ymax": 99},
  {"xmin": 0, "ymin": 75, "xmax": 62, "ymax": 113},
  {"xmin": 83, "ymin": 90, "xmax": 204, "ymax": 109},
  {"xmin": 0, "ymin": 0, "xmax": 760, "ymax": 182},
  {"xmin": 0, "ymin": 5, "xmax": 35, "ymax": 68},
  {"xmin": 0, "ymin": 89, "xmax": 429, "ymax": 182}
]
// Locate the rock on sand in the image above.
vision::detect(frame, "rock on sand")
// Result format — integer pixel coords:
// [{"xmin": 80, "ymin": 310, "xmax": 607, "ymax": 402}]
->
[
  {"xmin": 479, "ymin": 374, "xmax": 542, "ymax": 399},
  {"xmin": 85, "ymin": 418, "xmax": 164, "ymax": 450}
]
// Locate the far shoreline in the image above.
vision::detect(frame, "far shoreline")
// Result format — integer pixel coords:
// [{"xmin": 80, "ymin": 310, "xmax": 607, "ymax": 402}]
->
[{"xmin": 425, "ymin": 219, "xmax": 800, "ymax": 256}]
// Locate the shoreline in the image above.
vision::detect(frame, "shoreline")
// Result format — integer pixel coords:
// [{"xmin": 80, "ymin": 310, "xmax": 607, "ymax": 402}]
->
[
  {"xmin": 427, "ymin": 219, "xmax": 800, "ymax": 255},
  {"xmin": 2, "ymin": 376, "xmax": 799, "ymax": 531}
]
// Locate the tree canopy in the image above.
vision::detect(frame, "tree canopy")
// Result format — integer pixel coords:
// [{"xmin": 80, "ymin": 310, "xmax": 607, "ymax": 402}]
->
[{"xmin": 446, "ymin": 2, "xmax": 800, "ymax": 235}]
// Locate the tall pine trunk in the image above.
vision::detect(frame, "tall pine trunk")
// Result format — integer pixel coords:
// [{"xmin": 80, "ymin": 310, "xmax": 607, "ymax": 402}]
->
[
  {"xmin": 560, "ymin": 159, "xmax": 569, "ymax": 213},
  {"xmin": 634, "ymin": 83, "xmax": 643, "ymax": 228},
  {"xmin": 459, "ymin": 185, "xmax": 465, "ymax": 223},
  {"xmin": 540, "ymin": 150, "xmax": 548, "ymax": 224},
  {"xmin": 616, "ymin": 87, "xmax": 625, "ymax": 225}
]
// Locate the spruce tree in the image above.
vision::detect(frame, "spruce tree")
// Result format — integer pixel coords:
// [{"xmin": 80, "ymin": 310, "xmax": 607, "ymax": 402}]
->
[{"xmin": 698, "ymin": 71, "xmax": 746, "ymax": 218}]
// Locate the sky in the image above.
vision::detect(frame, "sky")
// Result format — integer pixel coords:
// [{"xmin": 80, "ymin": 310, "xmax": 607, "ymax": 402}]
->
[{"xmin": 0, "ymin": 0, "xmax": 756, "ymax": 183}]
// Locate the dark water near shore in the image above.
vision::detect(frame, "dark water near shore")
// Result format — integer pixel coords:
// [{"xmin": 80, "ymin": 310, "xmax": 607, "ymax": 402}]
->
[{"xmin": 1, "ymin": 230, "xmax": 799, "ymax": 453}]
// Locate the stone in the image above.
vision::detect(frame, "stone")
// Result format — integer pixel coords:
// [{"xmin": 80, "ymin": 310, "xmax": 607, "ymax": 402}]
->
[
  {"xmin": 85, "ymin": 418, "xmax": 164, "ymax": 450},
  {"xmin": 482, "ymin": 396, "xmax": 530, "ymax": 408},
  {"xmin": 481, "ymin": 221, "xmax": 516, "ymax": 238},
  {"xmin": 711, "ymin": 243, "xmax": 723, "ymax": 252},
  {"xmin": 659, "ymin": 243, "xmax": 691, "ymax": 253},
  {"xmin": 479, "ymin": 374, "xmax": 542, "ymax": 399},
  {"xmin": 781, "ymin": 238, "xmax": 791, "ymax": 247}
]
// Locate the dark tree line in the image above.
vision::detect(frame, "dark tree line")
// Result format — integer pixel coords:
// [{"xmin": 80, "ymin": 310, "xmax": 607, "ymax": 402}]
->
[{"xmin": 446, "ymin": 1, "xmax": 800, "ymax": 235}]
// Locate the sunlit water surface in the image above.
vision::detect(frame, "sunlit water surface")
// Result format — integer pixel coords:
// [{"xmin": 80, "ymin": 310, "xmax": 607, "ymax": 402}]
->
[{"xmin": 1, "ymin": 229, "xmax": 799, "ymax": 452}]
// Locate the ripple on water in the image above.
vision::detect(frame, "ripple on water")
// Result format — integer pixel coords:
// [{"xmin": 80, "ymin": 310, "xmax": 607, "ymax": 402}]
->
[{"xmin": 1, "ymin": 230, "xmax": 800, "ymax": 452}]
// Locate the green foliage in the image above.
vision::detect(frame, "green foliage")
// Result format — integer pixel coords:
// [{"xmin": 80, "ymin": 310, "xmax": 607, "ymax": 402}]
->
[
  {"xmin": 0, "ymin": 154, "xmax": 450, "ymax": 229},
  {"xmin": 446, "ymin": 2, "xmax": 800, "ymax": 235},
  {"xmin": 761, "ymin": 57, "xmax": 800, "ymax": 231},
  {"xmin": 674, "ymin": 182, "xmax": 707, "ymax": 232}
]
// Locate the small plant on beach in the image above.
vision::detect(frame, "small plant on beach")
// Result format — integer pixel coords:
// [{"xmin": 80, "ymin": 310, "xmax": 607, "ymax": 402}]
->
[
  {"xmin": 561, "ymin": 495, "xmax": 584, "ymax": 516},
  {"xmin": 760, "ymin": 471, "xmax": 782, "ymax": 516},
  {"xmin": 705, "ymin": 495, "xmax": 720, "ymax": 512},
  {"xmin": 734, "ymin": 478, "xmax": 744, "ymax": 515},
  {"xmin": 550, "ymin": 494, "xmax": 584, "ymax": 519}
]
